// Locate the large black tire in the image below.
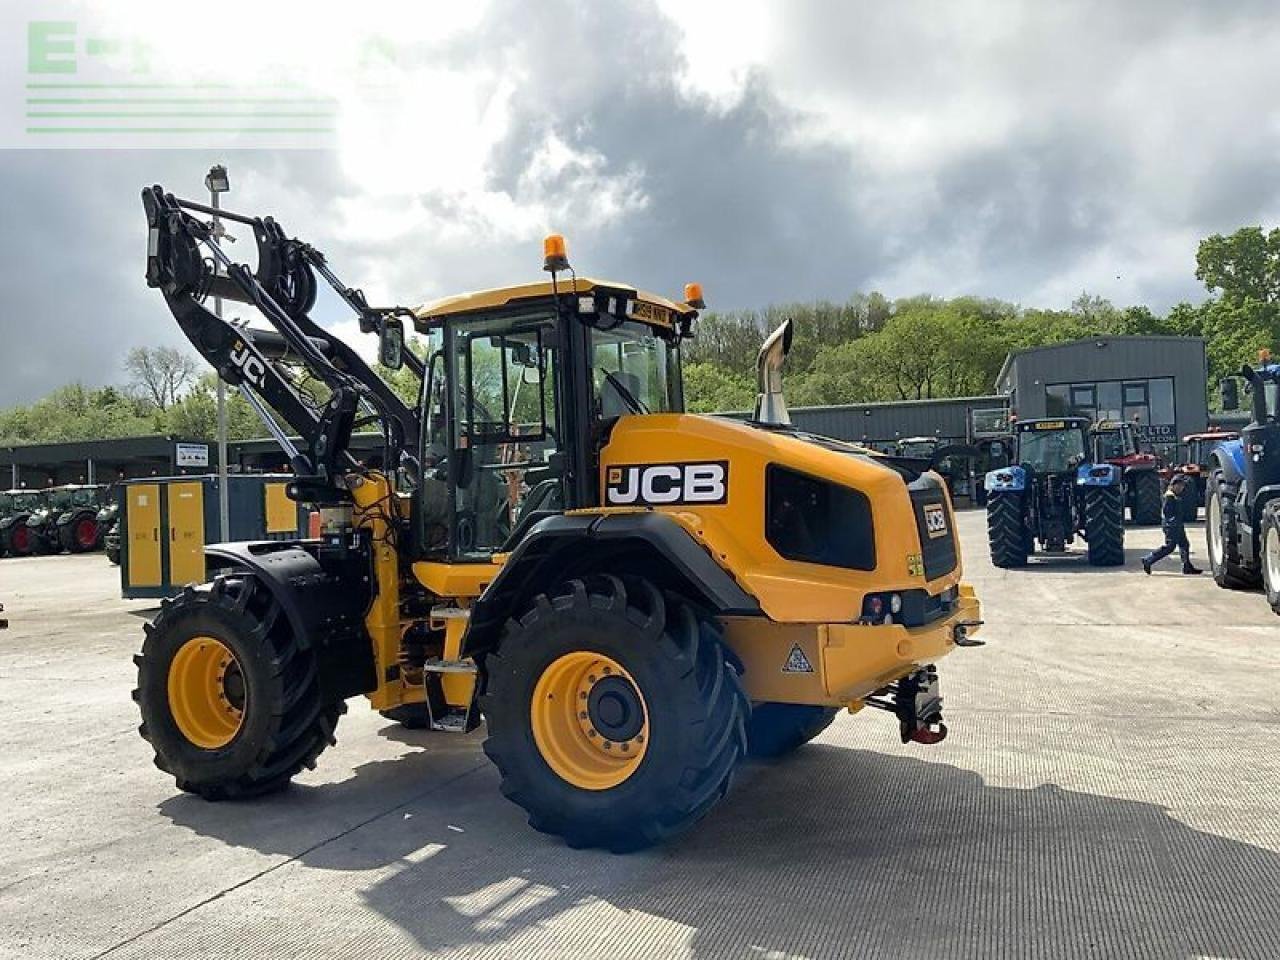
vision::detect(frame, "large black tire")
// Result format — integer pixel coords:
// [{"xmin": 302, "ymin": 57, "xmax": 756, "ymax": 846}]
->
[
  {"xmin": 133, "ymin": 574, "xmax": 345, "ymax": 800},
  {"xmin": 1260, "ymin": 504, "xmax": 1280, "ymax": 616},
  {"xmin": 1130, "ymin": 470, "xmax": 1162, "ymax": 526},
  {"xmin": 1206, "ymin": 473, "xmax": 1257, "ymax": 589},
  {"xmin": 379, "ymin": 703, "xmax": 431, "ymax": 729},
  {"xmin": 482, "ymin": 574, "xmax": 749, "ymax": 852},
  {"xmin": 986, "ymin": 492, "xmax": 1028, "ymax": 568},
  {"xmin": 1083, "ymin": 484, "xmax": 1125, "ymax": 566},
  {"xmin": 59, "ymin": 511, "xmax": 100, "ymax": 553},
  {"xmin": 106, "ymin": 545, "xmax": 121, "ymax": 566},
  {"xmin": 746, "ymin": 703, "xmax": 838, "ymax": 759},
  {"xmin": 5, "ymin": 521, "xmax": 35, "ymax": 557}
]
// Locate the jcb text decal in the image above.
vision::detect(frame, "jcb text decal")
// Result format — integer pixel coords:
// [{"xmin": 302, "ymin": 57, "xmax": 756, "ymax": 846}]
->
[
  {"xmin": 605, "ymin": 461, "xmax": 729, "ymax": 506},
  {"xmin": 229, "ymin": 340, "xmax": 267, "ymax": 389}
]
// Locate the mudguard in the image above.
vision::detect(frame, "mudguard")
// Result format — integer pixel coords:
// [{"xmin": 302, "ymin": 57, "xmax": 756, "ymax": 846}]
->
[
  {"xmin": 984, "ymin": 465, "xmax": 1026, "ymax": 492},
  {"xmin": 205, "ymin": 540, "xmax": 377, "ymax": 701},
  {"xmin": 1076, "ymin": 463, "xmax": 1121, "ymax": 487},
  {"xmin": 1213, "ymin": 438, "xmax": 1246, "ymax": 485},
  {"xmin": 464, "ymin": 510, "xmax": 761, "ymax": 658}
]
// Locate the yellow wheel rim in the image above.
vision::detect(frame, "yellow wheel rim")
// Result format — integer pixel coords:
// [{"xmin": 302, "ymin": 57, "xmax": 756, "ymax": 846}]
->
[
  {"xmin": 167, "ymin": 636, "xmax": 246, "ymax": 749},
  {"xmin": 530, "ymin": 651, "xmax": 648, "ymax": 791}
]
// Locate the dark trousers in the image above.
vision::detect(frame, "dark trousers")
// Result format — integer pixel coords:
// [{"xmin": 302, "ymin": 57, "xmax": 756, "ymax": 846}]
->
[{"xmin": 1145, "ymin": 525, "xmax": 1190, "ymax": 566}]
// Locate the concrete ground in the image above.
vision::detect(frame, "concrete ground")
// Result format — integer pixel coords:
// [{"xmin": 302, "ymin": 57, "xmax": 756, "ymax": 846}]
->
[{"xmin": 1, "ymin": 512, "xmax": 1278, "ymax": 960}]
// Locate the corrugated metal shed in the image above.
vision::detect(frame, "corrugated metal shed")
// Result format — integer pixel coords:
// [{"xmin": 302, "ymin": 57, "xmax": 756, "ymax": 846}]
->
[{"xmin": 723, "ymin": 396, "xmax": 1010, "ymax": 446}]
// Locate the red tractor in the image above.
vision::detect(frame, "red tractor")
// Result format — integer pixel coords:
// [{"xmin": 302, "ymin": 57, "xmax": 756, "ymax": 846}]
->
[
  {"xmin": 1091, "ymin": 421, "xmax": 1163, "ymax": 525},
  {"xmin": 1161, "ymin": 430, "xmax": 1239, "ymax": 522}
]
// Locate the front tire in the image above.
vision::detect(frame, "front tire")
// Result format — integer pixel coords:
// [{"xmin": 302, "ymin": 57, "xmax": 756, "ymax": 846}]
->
[
  {"xmin": 1260, "ymin": 504, "xmax": 1280, "ymax": 615},
  {"xmin": 482, "ymin": 574, "xmax": 748, "ymax": 852},
  {"xmin": 1206, "ymin": 474, "xmax": 1257, "ymax": 589},
  {"xmin": 59, "ymin": 512, "xmax": 100, "ymax": 553},
  {"xmin": 746, "ymin": 703, "xmax": 838, "ymax": 759},
  {"xmin": 987, "ymin": 492, "xmax": 1028, "ymax": 568},
  {"xmin": 133, "ymin": 574, "xmax": 344, "ymax": 800},
  {"xmin": 1083, "ymin": 484, "xmax": 1125, "ymax": 566},
  {"xmin": 1130, "ymin": 471, "xmax": 1162, "ymax": 525}
]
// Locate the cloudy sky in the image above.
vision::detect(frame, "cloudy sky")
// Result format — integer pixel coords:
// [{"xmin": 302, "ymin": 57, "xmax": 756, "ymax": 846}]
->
[{"xmin": 2, "ymin": 0, "xmax": 1280, "ymax": 405}]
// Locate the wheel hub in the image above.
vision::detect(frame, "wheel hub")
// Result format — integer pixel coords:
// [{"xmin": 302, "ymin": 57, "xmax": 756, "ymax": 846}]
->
[
  {"xmin": 167, "ymin": 636, "xmax": 246, "ymax": 749},
  {"xmin": 530, "ymin": 651, "xmax": 649, "ymax": 791},
  {"xmin": 587, "ymin": 675, "xmax": 645, "ymax": 743},
  {"xmin": 76, "ymin": 518, "xmax": 97, "ymax": 548}
]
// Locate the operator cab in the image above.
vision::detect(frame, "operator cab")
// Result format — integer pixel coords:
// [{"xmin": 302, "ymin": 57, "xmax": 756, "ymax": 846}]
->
[
  {"xmin": 413, "ymin": 277, "xmax": 697, "ymax": 559},
  {"xmin": 1012, "ymin": 418, "xmax": 1091, "ymax": 474}
]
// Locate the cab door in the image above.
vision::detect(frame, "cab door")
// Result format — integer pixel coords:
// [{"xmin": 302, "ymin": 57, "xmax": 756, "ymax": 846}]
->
[
  {"xmin": 126, "ymin": 484, "xmax": 162, "ymax": 588},
  {"xmin": 166, "ymin": 481, "xmax": 206, "ymax": 586}
]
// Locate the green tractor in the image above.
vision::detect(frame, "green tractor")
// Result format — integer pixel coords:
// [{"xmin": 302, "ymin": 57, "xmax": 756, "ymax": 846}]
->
[
  {"xmin": 0, "ymin": 489, "xmax": 49, "ymax": 557},
  {"xmin": 100, "ymin": 496, "xmax": 122, "ymax": 565},
  {"xmin": 25, "ymin": 485, "xmax": 108, "ymax": 554}
]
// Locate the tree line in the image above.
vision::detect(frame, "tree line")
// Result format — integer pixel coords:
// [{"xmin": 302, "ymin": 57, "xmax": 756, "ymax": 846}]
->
[
  {"xmin": 682, "ymin": 226, "xmax": 1280, "ymax": 413},
  {"xmin": 3, "ymin": 225, "xmax": 1279, "ymax": 444}
]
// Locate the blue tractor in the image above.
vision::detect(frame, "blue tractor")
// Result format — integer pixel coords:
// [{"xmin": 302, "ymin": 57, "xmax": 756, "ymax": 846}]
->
[
  {"xmin": 1205, "ymin": 360, "xmax": 1280, "ymax": 612},
  {"xmin": 984, "ymin": 417, "xmax": 1126, "ymax": 568}
]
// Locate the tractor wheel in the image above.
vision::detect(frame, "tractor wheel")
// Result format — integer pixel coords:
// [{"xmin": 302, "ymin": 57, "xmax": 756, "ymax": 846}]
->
[
  {"xmin": 379, "ymin": 703, "xmax": 431, "ymax": 729},
  {"xmin": 1206, "ymin": 474, "xmax": 1257, "ymax": 589},
  {"xmin": 986, "ymin": 492, "xmax": 1028, "ymax": 568},
  {"xmin": 1130, "ymin": 471, "xmax": 1162, "ymax": 526},
  {"xmin": 745, "ymin": 702, "xmax": 838, "ymax": 759},
  {"xmin": 1083, "ymin": 485, "xmax": 1125, "ymax": 566},
  {"xmin": 5, "ymin": 522, "xmax": 35, "ymax": 557},
  {"xmin": 133, "ymin": 574, "xmax": 345, "ymax": 800},
  {"xmin": 60, "ymin": 512, "xmax": 100, "ymax": 553},
  {"xmin": 482, "ymin": 574, "xmax": 749, "ymax": 852},
  {"xmin": 1260, "ymin": 504, "xmax": 1280, "ymax": 616}
]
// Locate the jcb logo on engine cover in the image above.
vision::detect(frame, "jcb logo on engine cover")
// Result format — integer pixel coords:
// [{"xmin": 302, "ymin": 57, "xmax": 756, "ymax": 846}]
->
[
  {"xmin": 605, "ymin": 461, "xmax": 728, "ymax": 506},
  {"xmin": 923, "ymin": 502, "xmax": 948, "ymax": 539},
  {"xmin": 229, "ymin": 340, "xmax": 267, "ymax": 389}
]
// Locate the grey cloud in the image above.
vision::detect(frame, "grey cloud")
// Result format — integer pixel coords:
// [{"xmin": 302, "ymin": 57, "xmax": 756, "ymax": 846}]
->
[{"xmin": 3, "ymin": 0, "xmax": 1280, "ymax": 404}]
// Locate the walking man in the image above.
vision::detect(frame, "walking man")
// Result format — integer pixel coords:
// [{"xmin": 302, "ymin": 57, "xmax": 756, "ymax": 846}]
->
[{"xmin": 1142, "ymin": 472, "xmax": 1202, "ymax": 575}]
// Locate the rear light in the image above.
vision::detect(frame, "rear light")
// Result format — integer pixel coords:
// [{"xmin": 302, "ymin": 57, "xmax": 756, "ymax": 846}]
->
[
  {"xmin": 1089, "ymin": 466, "xmax": 1111, "ymax": 478},
  {"xmin": 860, "ymin": 592, "xmax": 902, "ymax": 625}
]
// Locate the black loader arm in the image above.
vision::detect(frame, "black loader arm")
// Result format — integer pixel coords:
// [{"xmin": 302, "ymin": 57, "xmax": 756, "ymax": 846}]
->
[{"xmin": 141, "ymin": 185, "xmax": 421, "ymax": 502}]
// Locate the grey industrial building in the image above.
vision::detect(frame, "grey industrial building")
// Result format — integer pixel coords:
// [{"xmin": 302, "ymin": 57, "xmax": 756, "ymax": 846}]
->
[
  {"xmin": 775, "ymin": 396, "xmax": 1011, "ymax": 451},
  {"xmin": 994, "ymin": 335, "xmax": 1210, "ymax": 459}
]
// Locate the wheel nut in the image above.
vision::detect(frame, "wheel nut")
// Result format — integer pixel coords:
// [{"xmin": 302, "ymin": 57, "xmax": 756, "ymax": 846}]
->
[
  {"xmin": 588, "ymin": 729, "xmax": 597, "ymax": 738},
  {"xmin": 587, "ymin": 674, "xmax": 596, "ymax": 683},
  {"xmin": 579, "ymin": 711, "xmax": 588, "ymax": 719},
  {"xmin": 603, "ymin": 741, "xmax": 613, "ymax": 750}
]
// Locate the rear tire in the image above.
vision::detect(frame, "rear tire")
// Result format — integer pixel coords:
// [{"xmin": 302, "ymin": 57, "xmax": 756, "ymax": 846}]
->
[
  {"xmin": 1206, "ymin": 474, "xmax": 1257, "ymax": 589},
  {"xmin": 59, "ymin": 512, "xmax": 99, "ymax": 553},
  {"xmin": 1130, "ymin": 471, "xmax": 1162, "ymax": 525},
  {"xmin": 5, "ymin": 521, "xmax": 35, "ymax": 557},
  {"xmin": 746, "ymin": 703, "xmax": 838, "ymax": 759},
  {"xmin": 482, "ymin": 574, "xmax": 748, "ymax": 852},
  {"xmin": 1084, "ymin": 484, "xmax": 1125, "ymax": 566},
  {"xmin": 133, "ymin": 574, "xmax": 345, "ymax": 800},
  {"xmin": 986, "ymin": 492, "xmax": 1028, "ymax": 568},
  {"xmin": 1261, "ymin": 504, "xmax": 1280, "ymax": 616}
]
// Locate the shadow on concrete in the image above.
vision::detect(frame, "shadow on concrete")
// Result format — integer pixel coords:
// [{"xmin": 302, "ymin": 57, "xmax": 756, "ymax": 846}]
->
[{"xmin": 159, "ymin": 743, "xmax": 1280, "ymax": 958}]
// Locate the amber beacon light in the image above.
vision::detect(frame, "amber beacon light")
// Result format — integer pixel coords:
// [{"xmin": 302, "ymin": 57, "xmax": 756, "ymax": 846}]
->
[
  {"xmin": 543, "ymin": 234, "xmax": 570, "ymax": 272},
  {"xmin": 684, "ymin": 282, "xmax": 706, "ymax": 309}
]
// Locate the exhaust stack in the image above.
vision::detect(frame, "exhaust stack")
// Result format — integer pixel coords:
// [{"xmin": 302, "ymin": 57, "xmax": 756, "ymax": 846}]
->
[{"xmin": 753, "ymin": 319, "xmax": 794, "ymax": 425}]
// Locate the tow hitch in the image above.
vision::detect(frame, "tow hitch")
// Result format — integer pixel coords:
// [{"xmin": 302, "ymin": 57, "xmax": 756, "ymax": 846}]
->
[
  {"xmin": 867, "ymin": 665, "xmax": 947, "ymax": 744},
  {"xmin": 952, "ymin": 620, "xmax": 985, "ymax": 647}
]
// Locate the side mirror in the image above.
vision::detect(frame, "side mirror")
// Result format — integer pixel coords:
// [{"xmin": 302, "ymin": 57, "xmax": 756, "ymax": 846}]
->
[
  {"xmin": 379, "ymin": 320, "xmax": 404, "ymax": 370},
  {"xmin": 1220, "ymin": 377, "xmax": 1239, "ymax": 412}
]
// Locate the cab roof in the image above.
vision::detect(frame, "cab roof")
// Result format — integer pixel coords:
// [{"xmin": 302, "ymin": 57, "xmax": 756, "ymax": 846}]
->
[{"xmin": 413, "ymin": 277, "xmax": 697, "ymax": 331}]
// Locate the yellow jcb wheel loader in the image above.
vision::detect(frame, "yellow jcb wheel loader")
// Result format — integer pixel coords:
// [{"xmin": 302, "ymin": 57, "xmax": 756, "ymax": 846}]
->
[{"xmin": 133, "ymin": 185, "xmax": 984, "ymax": 851}]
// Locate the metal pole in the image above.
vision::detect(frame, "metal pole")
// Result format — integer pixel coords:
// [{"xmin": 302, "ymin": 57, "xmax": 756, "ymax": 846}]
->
[{"xmin": 213, "ymin": 187, "xmax": 230, "ymax": 542}]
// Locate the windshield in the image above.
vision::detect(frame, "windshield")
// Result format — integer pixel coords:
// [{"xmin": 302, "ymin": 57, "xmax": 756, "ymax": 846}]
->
[
  {"xmin": 591, "ymin": 321, "xmax": 681, "ymax": 417},
  {"xmin": 1018, "ymin": 428, "xmax": 1086, "ymax": 472},
  {"xmin": 1094, "ymin": 431, "xmax": 1126, "ymax": 460}
]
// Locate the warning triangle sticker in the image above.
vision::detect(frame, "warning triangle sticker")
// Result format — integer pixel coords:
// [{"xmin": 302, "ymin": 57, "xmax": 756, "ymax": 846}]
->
[{"xmin": 782, "ymin": 644, "xmax": 814, "ymax": 673}]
